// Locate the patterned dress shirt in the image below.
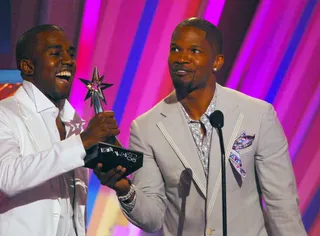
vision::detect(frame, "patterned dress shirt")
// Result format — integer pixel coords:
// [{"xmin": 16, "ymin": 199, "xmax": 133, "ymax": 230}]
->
[{"xmin": 180, "ymin": 92, "xmax": 217, "ymax": 176}]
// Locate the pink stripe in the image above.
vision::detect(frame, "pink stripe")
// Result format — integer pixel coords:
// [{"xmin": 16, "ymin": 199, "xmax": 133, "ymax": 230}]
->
[
  {"xmin": 69, "ymin": 0, "xmax": 102, "ymax": 116},
  {"xmin": 241, "ymin": 0, "xmax": 308, "ymax": 98},
  {"xmin": 273, "ymin": 8, "xmax": 320, "ymax": 143},
  {"xmin": 90, "ymin": 0, "xmax": 123, "ymax": 72},
  {"xmin": 98, "ymin": 0, "xmax": 147, "ymax": 113},
  {"xmin": 292, "ymin": 108, "xmax": 320, "ymax": 187},
  {"xmin": 226, "ymin": 0, "xmax": 272, "ymax": 89},
  {"xmin": 79, "ymin": 0, "xmax": 146, "ymax": 123},
  {"xmin": 298, "ymin": 145, "xmax": 320, "ymax": 213},
  {"xmin": 289, "ymin": 81, "xmax": 320, "ymax": 158},
  {"xmin": 125, "ymin": 0, "xmax": 190, "ymax": 145},
  {"xmin": 204, "ymin": 0, "xmax": 226, "ymax": 26},
  {"xmin": 117, "ymin": 0, "xmax": 176, "ymax": 146},
  {"xmin": 80, "ymin": 0, "xmax": 125, "ymax": 122},
  {"xmin": 274, "ymin": 2, "xmax": 320, "ymax": 122}
]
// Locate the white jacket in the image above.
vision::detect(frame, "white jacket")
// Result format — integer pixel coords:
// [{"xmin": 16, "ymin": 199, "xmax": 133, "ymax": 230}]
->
[{"xmin": 0, "ymin": 81, "xmax": 88, "ymax": 236}]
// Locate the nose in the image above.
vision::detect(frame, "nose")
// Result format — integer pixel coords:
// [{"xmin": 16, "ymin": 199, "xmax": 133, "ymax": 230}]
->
[
  {"xmin": 61, "ymin": 51, "xmax": 74, "ymax": 65},
  {"xmin": 177, "ymin": 51, "xmax": 190, "ymax": 64}
]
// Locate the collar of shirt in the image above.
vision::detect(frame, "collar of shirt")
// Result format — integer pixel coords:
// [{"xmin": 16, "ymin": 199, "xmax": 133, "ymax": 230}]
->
[
  {"xmin": 22, "ymin": 80, "xmax": 85, "ymax": 137},
  {"xmin": 180, "ymin": 90, "xmax": 217, "ymax": 123}
]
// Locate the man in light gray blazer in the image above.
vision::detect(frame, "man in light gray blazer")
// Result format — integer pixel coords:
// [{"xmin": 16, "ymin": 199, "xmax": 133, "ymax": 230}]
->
[{"xmin": 96, "ymin": 18, "xmax": 307, "ymax": 236}]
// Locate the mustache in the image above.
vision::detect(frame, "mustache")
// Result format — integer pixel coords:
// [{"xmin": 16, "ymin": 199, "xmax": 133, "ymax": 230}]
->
[{"xmin": 171, "ymin": 64, "xmax": 193, "ymax": 72}]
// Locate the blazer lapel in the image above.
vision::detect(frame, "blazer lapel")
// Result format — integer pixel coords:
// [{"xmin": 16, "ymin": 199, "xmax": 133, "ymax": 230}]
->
[
  {"xmin": 206, "ymin": 84, "xmax": 244, "ymax": 218},
  {"xmin": 14, "ymin": 87, "xmax": 52, "ymax": 151},
  {"xmin": 157, "ymin": 95, "xmax": 207, "ymax": 197}
]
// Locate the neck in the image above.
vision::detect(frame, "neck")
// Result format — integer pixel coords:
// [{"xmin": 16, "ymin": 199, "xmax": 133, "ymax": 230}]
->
[
  {"xmin": 49, "ymin": 97, "xmax": 65, "ymax": 111},
  {"xmin": 178, "ymin": 81, "xmax": 216, "ymax": 120}
]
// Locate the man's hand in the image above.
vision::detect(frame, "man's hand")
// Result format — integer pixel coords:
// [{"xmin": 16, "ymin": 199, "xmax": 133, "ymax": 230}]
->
[
  {"xmin": 94, "ymin": 163, "xmax": 132, "ymax": 197},
  {"xmin": 80, "ymin": 111, "xmax": 120, "ymax": 150}
]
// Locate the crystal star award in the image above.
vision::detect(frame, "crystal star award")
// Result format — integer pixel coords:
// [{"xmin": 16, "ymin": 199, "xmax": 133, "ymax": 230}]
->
[{"xmin": 79, "ymin": 67, "xmax": 143, "ymax": 176}]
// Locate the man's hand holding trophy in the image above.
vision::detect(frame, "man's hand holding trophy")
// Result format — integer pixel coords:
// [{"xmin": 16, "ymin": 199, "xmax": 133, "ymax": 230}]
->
[{"xmin": 79, "ymin": 67, "xmax": 143, "ymax": 180}]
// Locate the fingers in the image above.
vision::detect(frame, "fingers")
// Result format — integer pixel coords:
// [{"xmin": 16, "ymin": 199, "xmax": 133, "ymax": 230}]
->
[
  {"xmin": 94, "ymin": 164, "xmax": 126, "ymax": 188},
  {"xmin": 98, "ymin": 112, "xmax": 120, "ymax": 136},
  {"xmin": 83, "ymin": 111, "xmax": 120, "ymax": 147},
  {"xmin": 105, "ymin": 167, "xmax": 126, "ymax": 187},
  {"xmin": 98, "ymin": 111, "xmax": 115, "ymax": 119},
  {"xmin": 101, "ymin": 117, "xmax": 118, "ymax": 128}
]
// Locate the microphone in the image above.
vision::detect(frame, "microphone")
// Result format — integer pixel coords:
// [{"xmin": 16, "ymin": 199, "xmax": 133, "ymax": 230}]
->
[
  {"xmin": 209, "ymin": 110, "xmax": 224, "ymax": 129},
  {"xmin": 209, "ymin": 110, "xmax": 227, "ymax": 236}
]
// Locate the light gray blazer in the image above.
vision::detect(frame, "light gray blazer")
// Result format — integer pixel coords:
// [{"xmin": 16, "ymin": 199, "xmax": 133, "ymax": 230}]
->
[{"xmin": 124, "ymin": 84, "xmax": 307, "ymax": 236}]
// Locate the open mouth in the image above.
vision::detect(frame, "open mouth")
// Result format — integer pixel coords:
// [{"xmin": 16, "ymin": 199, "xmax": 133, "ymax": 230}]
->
[
  {"xmin": 56, "ymin": 71, "xmax": 72, "ymax": 81},
  {"xmin": 173, "ymin": 69, "xmax": 193, "ymax": 76}
]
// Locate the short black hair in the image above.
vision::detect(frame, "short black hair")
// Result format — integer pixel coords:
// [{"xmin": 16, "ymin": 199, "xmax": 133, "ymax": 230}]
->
[
  {"xmin": 16, "ymin": 24, "xmax": 64, "ymax": 69},
  {"xmin": 175, "ymin": 17, "xmax": 223, "ymax": 54}
]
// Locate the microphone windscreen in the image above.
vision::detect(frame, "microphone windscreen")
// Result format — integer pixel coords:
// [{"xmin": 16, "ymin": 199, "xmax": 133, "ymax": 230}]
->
[{"xmin": 209, "ymin": 110, "xmax": 224, "ymax": 128}]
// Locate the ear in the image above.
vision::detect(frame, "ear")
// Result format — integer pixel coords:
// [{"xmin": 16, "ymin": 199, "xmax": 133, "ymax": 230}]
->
[
  {"xmin": 212, "ymin": 54, "xmax": 224, "ymax": 72},
  {"xmin": 19, "ymin": 59, "xmax": 35, "ymax": 76}
]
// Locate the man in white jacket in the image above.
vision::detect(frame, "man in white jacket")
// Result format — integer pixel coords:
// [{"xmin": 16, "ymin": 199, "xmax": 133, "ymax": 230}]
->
[{"xmin": 0, "ymin": 25, "xmax": 121, "ymax": 236}]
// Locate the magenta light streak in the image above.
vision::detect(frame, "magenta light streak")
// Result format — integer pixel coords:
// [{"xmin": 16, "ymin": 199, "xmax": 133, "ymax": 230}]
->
[
  {"xmin": 298, "ymin": 144, "xmax": 320, "ymax": 213},
  {"xmin": 69, "ymin": 0, "xmax": 102, "ymax": 116},
  {"xmin": 240, "ymin": 0, "xmax": 307, "ymax": 98},
  {"xmin": 90, "ymin": 0, "xmax": 124, "ymax": 79},
  {"xmin": 289, "ymin": 81, "xmax": 320, "ymax": 160},
  {"xmin": 117, "ymin": 0, "xmax": 177, "ymax": 148},
  {"xmin": 274, "ymin": 2, "xmax": 320, "ymax": 122},
  {"xmin": 95, "ymin": 0, "xmax": 147, "ymax": 115},
  {"xmin": 204, "ymin": 0, "xmax": 226, "ymax": 26},
  {"xmin": 135, "ymin": 0, "xmax": 190, "ymax": 125},
  {"xmin": 80, "ymin": 0, "xmax": 124, "ymax": 123},
  {"xmin": 226, "ymin": 1, "xmax": 272, "ymax": 89}
]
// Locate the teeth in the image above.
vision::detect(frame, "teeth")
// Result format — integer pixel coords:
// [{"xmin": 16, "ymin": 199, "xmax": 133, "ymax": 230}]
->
[
  {"xmin": 56, "ymin": 71, "xmax": 71, "ymax": 77},
  {"xmin": 177, "ymin": 70, "xmax": 187, "ymax": 73}
]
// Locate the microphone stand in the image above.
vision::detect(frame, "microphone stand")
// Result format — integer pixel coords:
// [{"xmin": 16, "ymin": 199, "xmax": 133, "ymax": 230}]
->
[{"xmin": 216, "ymin": 127, "xmax": 227, "ymax": 236}]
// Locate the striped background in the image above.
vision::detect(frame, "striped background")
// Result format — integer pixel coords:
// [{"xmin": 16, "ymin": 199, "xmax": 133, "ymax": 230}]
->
[{"xmin": 0, "ymin": 0, "xmax": 319, "ymax": 235}]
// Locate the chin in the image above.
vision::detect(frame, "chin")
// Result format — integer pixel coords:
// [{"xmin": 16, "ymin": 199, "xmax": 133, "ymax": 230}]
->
[
  {"xmin": 173, "ymin": 79, "xmax": 191, "ymax": 90},
  {"xmin": 52, "ymin": 91, "xmax": 70, "ymax": 101}
]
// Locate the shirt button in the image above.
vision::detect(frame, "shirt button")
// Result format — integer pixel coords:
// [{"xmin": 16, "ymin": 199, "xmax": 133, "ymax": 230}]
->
[{"xmin": 206, "ymin": 228, "xmax": 213, "ymax": 235}]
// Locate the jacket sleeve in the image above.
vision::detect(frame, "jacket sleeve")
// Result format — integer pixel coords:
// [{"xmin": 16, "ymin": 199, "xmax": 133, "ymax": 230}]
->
[
  {"xmin": 0, "ymin": 109, "xmax": 86, "ymax": 197},
  {"xmin": 255, "ymin": 104, "xmax": 307, "ymax": 236},
  {"xmin": 121, "ymin": 120, "xmax": 168, "ymax": 232}
]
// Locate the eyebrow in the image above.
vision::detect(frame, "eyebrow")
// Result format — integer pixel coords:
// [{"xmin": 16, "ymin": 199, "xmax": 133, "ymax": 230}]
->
[
  {"xmin": 46, "ymin": 45, "xmax": 75, "ymax": 51},
  {"xmin": 170, "ymin": 43, "xmax": 202, "ymax": 48}
]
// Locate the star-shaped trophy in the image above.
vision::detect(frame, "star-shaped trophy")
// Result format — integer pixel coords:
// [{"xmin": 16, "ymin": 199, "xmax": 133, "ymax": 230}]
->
[
  {"xmin": 79, "ymin": 67, "xmax": 113, "ymax": 114},
  {"xmin": 79, "ymin": 67, "xmax": 143, "ymax": 176}
]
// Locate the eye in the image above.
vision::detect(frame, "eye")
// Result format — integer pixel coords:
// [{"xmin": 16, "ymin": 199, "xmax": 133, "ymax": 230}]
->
[
  {"xmin": 50, "ymin": 51, "xmax": 62, "ymax": 56},
  {"xmin": 191, "ymin": 48, "xmax": 201, "ymax": 54},
  {"xmin": 69, "ymin": 52, "xmax": 75, "ymax": 59},
  {"xmin": 170, "ymin": 47, "xmax": 179, "ymax": 52}
]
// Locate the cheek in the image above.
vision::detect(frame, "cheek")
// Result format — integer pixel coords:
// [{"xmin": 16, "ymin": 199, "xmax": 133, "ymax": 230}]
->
[
  {"xmin": 168, "ymin": 55, "xmax": 175, "ymax": 65},
  {"xmin": 196, "ymin": 58, "xmax": 212, "ymax": 71}
]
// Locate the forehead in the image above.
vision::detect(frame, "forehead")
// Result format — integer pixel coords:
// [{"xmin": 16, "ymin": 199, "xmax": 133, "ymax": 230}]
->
[
  {"xmin": 171, "ymin": 26, "xmax": 208, "ymax": 45},
  {"xmin": 35, "ymin": 30, "xmax": 72, "ymax": 49}
]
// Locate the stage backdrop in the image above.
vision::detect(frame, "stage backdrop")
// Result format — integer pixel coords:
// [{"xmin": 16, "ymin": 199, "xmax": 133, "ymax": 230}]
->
[{"xmin": 0, "ymin": 0, "xmax": 319, "ymax": 236}]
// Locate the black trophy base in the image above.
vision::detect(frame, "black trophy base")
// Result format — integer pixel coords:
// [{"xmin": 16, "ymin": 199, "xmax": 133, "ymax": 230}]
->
[{"xmin": 83, "ymin": 142, "xmax": 143, "ymax": 177}]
